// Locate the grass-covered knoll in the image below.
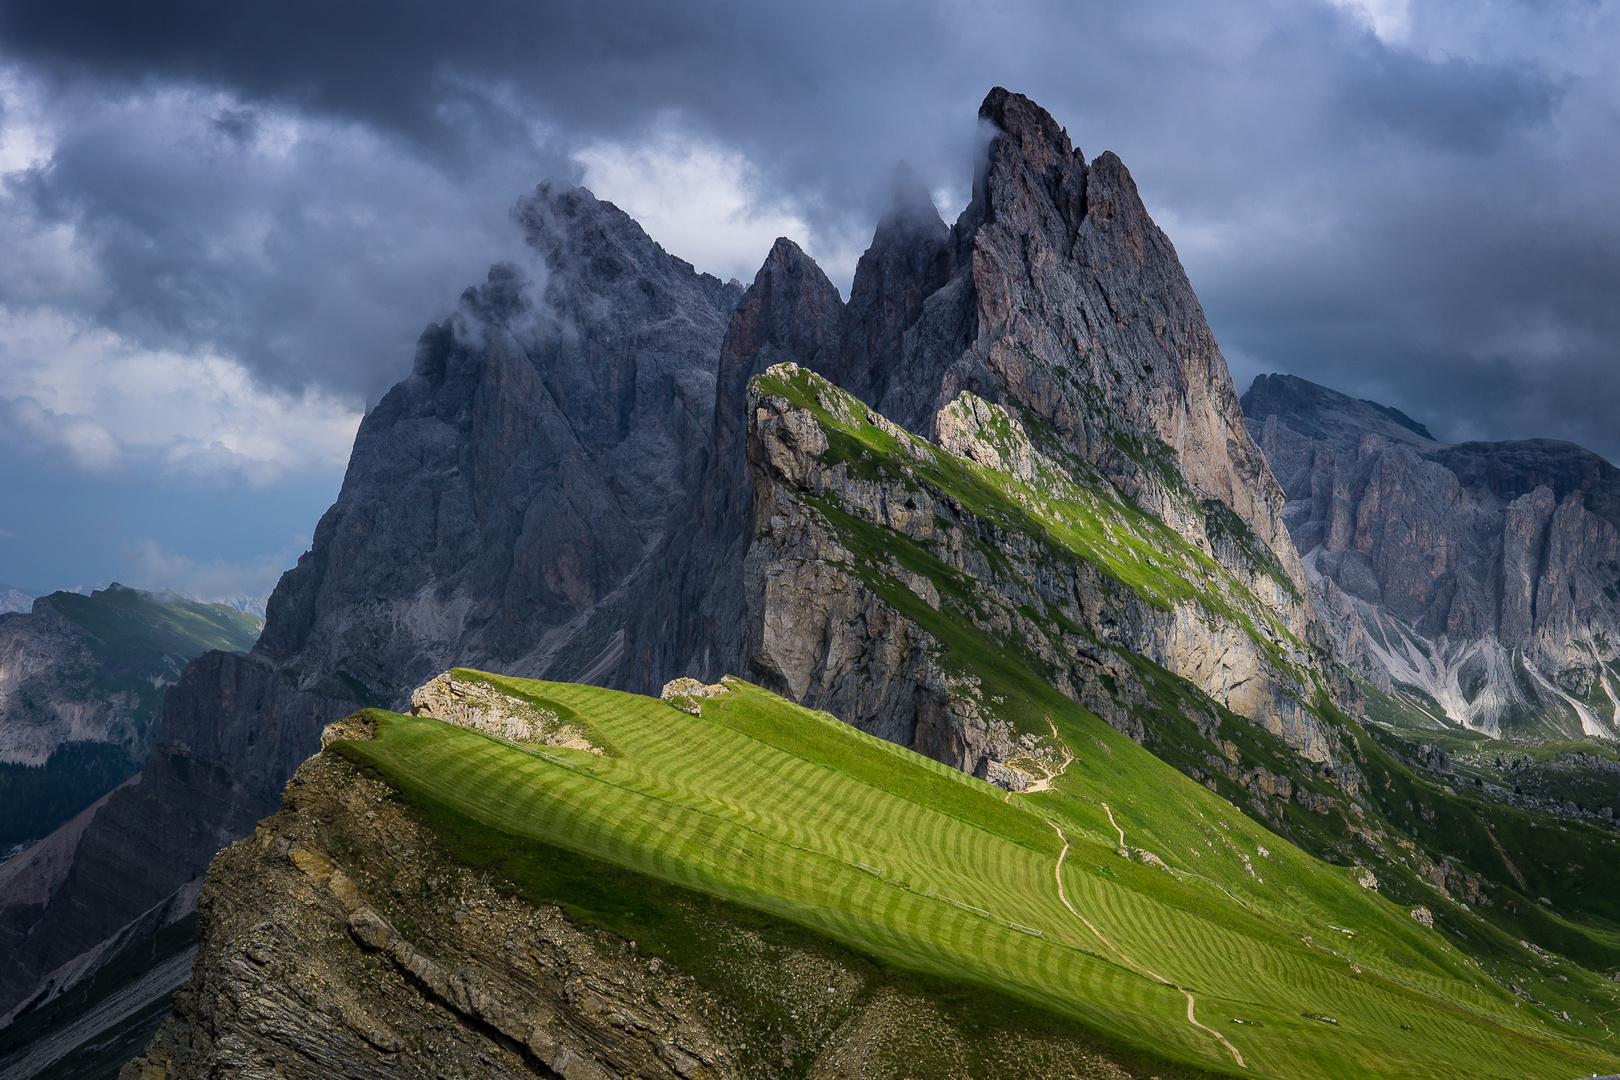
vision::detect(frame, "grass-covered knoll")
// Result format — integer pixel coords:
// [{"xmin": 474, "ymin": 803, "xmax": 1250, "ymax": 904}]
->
[{"xmin": 333, "ymin": 674, "xmax": 1620, "ymax": 1080}]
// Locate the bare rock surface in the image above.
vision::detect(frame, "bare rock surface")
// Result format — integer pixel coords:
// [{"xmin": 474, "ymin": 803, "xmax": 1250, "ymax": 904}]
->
[
  {"xmin": 410, "ymin": 672, "xmax": 602, "ymax": 753},
  {"xmin": 743, "ymin": 370, "xmax": 1350, "ymax": 781},
  {"xmin": 1243, "ymin": 373, "xmax": 1620, "ymax": 738}
]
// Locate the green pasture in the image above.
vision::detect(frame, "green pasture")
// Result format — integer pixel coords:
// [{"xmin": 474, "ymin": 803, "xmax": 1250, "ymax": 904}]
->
[{"xmin": 334, "ymin": 674, "xmax": 1620, "ymax": 1080}]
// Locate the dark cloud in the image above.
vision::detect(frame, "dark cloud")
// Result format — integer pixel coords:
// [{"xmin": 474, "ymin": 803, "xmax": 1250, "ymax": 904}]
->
[
  {"xmin": 1338, "ymin": 50, "xmax": 1562, "ymax": 154},
  {"xmin": 1, "ymin": 0, "xmax": 1618, "ymax": 466}
]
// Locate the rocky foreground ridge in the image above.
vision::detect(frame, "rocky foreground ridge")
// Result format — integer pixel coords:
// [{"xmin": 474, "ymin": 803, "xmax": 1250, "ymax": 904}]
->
[
  {"xmin": 1, "ymin": 87, "xmax": 1349, "ymax": 1029},
  {"xmin": 1244, "ymin": 373, "xmax": 1620, "ymax": 740},
  {"xmin": 117, "ymin": 726, "xmax": 1152, "ymax": 1080}
]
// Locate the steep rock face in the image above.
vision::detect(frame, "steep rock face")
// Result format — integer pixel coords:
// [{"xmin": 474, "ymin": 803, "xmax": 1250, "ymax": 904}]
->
[
  {"xmin": 7, "ymin": 88, "xmax": 1344, "ymax": 1029},
  {"xmin": 621, "ymin": 237, "xmax": 843, "ymax": 688},
  {"xmin": 743, "ymin": 366, "xmax": 1346, "ymax": 783},
  {"xmin": 866, "ymin": 90, "xmax": 1307, "ymax": 614},
  {"xmin": 0, "ymin": 750, "xmax": 268, "ymax": 1019},
  {"xmin": 0, "ymin": 584, "xmax": 264, "ymax": 886},
  {"xmin": 260, "ymin": 184, "xmax": 741, "ymax": 702},
  {"xmin": 122, "ymin": 742, "xmax": 1149, "ymax": 1080},
  {"xmin": 721, "ymin": 89, "xmax": 1342, "ymax": 774},
  {"xmin": 0, "ymin": 185, "xmax": 740, "ymax": 1020},
  {"xmin": 1243, "ymin": 373, "xmax": 1620, "ymax": 738}
]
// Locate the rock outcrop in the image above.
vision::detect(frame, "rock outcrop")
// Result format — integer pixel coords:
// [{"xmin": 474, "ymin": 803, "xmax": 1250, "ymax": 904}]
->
[
  {"xmin": 0, "ymin": 187, "xmax": 740, "ymax": 1019},
  {"xmin": 1243, "ymin": 373, "xmax": 1620, "ymax": 738},
  {"xmin": 742, "ymin": 365, "xmax": 1346, "ymax": 782}
]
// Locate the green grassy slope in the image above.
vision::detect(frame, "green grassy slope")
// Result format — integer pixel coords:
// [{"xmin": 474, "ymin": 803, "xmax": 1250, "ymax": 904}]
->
[
  {"xmin": 743, "ymin": 364, "xmax": 1620, "ymax": 1011},
  {"xmin": 47, "ymin": 583, "xmax": 263, "ymax": 678},
  {"xmin": 334, "ymin": 674, "xmax": 1620, "ymax": 1080}
]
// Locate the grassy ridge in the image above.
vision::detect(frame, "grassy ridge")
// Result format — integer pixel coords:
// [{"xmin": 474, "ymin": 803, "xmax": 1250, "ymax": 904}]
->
[{"xmin": 334, "ymin": 675, "xmax": 1620, "ymax": 1080}]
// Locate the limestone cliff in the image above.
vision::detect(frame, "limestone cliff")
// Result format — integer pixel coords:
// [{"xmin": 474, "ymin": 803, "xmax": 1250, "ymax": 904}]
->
[
  {"xmin": 742, "ymin": 365, "xmax": 1348, "ymax": 788},
  {"xmin": 1243, "ymin": 373, "xmax": 1620, "ymax": 739}
]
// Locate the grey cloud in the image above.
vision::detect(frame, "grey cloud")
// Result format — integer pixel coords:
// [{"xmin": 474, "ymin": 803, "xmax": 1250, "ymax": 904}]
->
[
  {"xmin": 1, "ymin": 0, "xmax": 1618, "ymax": 463},
  {"xmin": 1337, "ymin": 50, "xmax": 1562, "ymax": 154}
]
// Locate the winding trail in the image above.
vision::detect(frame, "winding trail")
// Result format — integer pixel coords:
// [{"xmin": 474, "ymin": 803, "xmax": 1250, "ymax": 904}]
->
[
  {"xmin": 1101, "ymin": 801, "xmax": 1127, "ymax": 849},
  {"xmin": 1047, "ymin": 820, "xmax": 1245, "ymax": 1068},
  {"xmin": 1000, "ymin": 723, "xmax": 1243, "ymax": 1066}
]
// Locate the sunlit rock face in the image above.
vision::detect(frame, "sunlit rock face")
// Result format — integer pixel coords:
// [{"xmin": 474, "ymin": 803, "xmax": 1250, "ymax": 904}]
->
[{"xmin": 1244, "ymin": 372, "xmax": 1620, "ymax": 739}]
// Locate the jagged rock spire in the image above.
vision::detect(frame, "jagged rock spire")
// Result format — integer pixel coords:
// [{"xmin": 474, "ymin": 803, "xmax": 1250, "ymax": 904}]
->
[{"xmin": 834, "ymin": 164, "xmax": 954, "ymax": 405}]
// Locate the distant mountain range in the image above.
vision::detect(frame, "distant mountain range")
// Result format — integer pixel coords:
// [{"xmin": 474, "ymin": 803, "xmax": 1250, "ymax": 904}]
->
[
  {"xmin": 4, "ymin": 89, "xmax": 1620, "ymax": 1080},
  {"xmin": 0, "ymin": 584, "xmax": 263, "ymax": 851},
  {"xmin": 0, "ymin": 587, "xmax": 37, "ymax": 617},
  {"xmin": 1244, "ymin": 373, "xmax": 1620, "ymax": 741}
]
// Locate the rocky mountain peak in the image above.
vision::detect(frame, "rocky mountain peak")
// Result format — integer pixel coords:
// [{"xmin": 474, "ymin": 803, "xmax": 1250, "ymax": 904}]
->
[
  {"xmin": 705, "ymin": 234, "xmax": 841, "ymax": 529},
  {"xmin": 836, "ymin": 166, "xmax": 954, "ymax": 404},
  {"xmin": 1245, "ymin": 372, "xmax": 1620, "ymax": 738},
  {"xmin": 1243, "ymin": 373, "xmax": 1437, "ymax": 454},
  {"xmin": 958, "ymin": 87, "xmax": 1087, "ymax": 244}
]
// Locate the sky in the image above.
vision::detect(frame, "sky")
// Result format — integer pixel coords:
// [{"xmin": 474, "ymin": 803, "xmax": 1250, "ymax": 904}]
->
[{"xmin": 2, "ymin": 0, "xmax": 1619, "ymax": 602}]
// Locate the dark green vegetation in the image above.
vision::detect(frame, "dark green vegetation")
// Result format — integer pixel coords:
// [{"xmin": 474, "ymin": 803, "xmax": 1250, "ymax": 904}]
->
[
  {"xmin": 0, "ymin": 743, "xmax": 132, "ymax": 850},
  {"xmin": 41, "ymin": 585, "xmax": 262, "ymax": 679},
  {"xmin": 335, "ymin": 674, "xmax": 1620, "ymax": 1080},
  {"xmin": 0, "ymin": 584, "xmax": 262, "ymax": 846}
]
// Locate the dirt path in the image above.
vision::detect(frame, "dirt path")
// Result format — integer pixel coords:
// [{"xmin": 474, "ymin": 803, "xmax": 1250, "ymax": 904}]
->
[
  {"xmin": 1001, "ymin": 726, "xmax": 1244, "ymax": 1066},
  {"xmin": 1101, "ymin": 801, "xmax": 1127, "ymax": 848},
  {"xmin": 1047, "ymin": 820, "xmax": 1245, "ymax": 1068}
]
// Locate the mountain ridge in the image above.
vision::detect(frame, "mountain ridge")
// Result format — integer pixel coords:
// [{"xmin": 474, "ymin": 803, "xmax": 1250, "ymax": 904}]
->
[
  {"xmin": 1243, "ymin": 372, "xmax": 1620, "ymax": 741},
  {"xmin": 8, "ymin": 89, "xmax": 1620, "ymax": 1079}
]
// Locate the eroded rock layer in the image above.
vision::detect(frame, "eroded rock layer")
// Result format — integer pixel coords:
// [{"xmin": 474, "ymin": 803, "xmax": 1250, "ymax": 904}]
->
[{"xmin": 743, "ymin": 365, "xmax": 1348, "ymax": 785}]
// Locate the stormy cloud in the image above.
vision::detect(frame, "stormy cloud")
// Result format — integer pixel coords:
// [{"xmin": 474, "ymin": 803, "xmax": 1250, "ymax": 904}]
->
[{"xmin": 3, "ymin": 0, "xmax": 1619, "ymax": 595}]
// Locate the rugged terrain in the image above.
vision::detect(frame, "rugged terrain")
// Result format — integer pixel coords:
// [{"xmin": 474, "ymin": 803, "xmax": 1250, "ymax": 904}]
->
[
  {"xmin": 1243, "ymin": 373, "xmax": 1620, "ymax": 742},
  {"xmin": 0, "ymin": 185, "xmax": 744, "ymax": 1026},
  {"xmin": 11, "ymin": 87, "xmax": 1620, "ymax": 1078},
  {"xmin": 122, "ymin": 715, "xmax": 1170, "ymax": 1080},
  {"xmin": 124, "ymin": 675, "xmax": 1620, "ymax": 1079},
  {"xmin": 0, "ymin": 585, "xmax": 262, "ymax": 849},
  {"xmin": 0, "ymin": 86, "xmax": 1339, "ymax": 1030}
]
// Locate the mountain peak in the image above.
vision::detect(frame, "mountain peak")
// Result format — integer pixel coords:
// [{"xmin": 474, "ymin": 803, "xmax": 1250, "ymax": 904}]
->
[
  {"xmin": 879, "ymin": 162, "xmax": 946, "ymax": 236},
  {"xmin": 978, "ymin": 86, "xmax": 1078, "ymax": 162},
  {"xmin": 1241, "ymin": 373, "xmax": 1437, "ymax": 452}
]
